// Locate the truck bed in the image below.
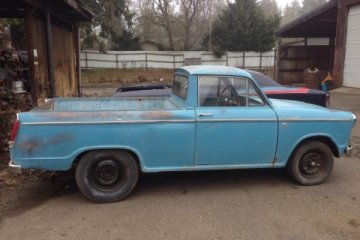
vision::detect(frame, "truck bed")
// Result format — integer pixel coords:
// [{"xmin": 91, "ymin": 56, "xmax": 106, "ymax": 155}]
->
[{"xmin": 37, "ymin": 97, "xmax": 182, "ymax": 111}]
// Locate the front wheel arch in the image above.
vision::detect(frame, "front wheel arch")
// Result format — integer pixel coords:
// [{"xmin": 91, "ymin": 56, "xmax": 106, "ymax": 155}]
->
[
  {"xmin": 289, "ymin": 136, "xmax": 339, "ymax": 160},
  {"xmin": 287, "ymin": 140, "xmax": 334, "ymax": 185}
]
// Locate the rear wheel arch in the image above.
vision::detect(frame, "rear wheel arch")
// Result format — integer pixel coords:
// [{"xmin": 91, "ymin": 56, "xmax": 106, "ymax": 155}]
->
[
  {"xmin": 72, "ymin": 148, "xmax": 143, "ymax": 172},
  {"xmin": 75, "ymin": 149, "xmax": 142, "ymax": 202}
]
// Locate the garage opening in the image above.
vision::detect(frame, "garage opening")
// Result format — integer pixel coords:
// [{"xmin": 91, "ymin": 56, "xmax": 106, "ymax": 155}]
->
[{"xmin": 276, "ymin": 0, "xmax": 360, "ymax": 89}]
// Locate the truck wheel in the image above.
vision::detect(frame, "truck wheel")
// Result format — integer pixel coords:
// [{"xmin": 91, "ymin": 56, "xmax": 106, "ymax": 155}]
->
[
  {"xmin": 287, "ymin": 141, "xmax": 334, "ymax": 185},
  {"xmin": 75, "ymin": 150, "xmax": 138, "ymax": 203}
]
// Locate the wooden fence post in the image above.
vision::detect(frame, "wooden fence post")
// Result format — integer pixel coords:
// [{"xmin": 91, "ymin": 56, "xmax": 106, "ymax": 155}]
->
[
  {"xmin": 116, "ymin": 54, "xmax": 119, "ymax": 69},
  {"xmin": 145, "ymin": 53, "xmax": 148, "ymax": 69},
  {"xmin": 173, "ymin": 55, "xmax": 176, "ymax": 69}
]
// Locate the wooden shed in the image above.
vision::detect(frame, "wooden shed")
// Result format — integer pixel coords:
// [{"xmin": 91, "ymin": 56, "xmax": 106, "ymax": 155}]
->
[
  {"xmin": 276, "ymin": 0, "xmax": 360, "ymax": 89},
  {"xmin": 0, "ymin": 0, "xmax": 93, "ymax": 104}
]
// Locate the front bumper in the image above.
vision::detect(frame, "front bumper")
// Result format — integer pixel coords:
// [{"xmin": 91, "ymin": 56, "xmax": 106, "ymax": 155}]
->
[{"xmin": 345, "ymin": 145, "xmax": 353, "ymax": 157}]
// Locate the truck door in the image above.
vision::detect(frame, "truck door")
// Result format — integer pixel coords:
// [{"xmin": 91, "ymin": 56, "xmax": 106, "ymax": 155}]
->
[{"xmin": 195, "ymin": 75, "xmax": 278, "ymax": 167}]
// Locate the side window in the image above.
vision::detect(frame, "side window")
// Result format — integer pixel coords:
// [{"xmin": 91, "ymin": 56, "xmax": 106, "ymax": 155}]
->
[
  {"xmin": 198, "ymin": 76, "xmax": 265, "ymax": 107},
  {"xmin": 172, "ymin": 75, "xmax": 188, "ymax": 100},
  {"xmin": 248, "ymin": 82, "xmax": 265, "ymax": 106}
]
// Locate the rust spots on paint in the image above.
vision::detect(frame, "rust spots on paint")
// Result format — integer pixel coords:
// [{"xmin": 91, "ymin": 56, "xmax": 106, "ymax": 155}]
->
[
  {"xmin": 140, "ymin": 111, "xmax": 172, "ymax": 119},
  {"xmin": 18, "ymin": 133, "xmax": 73, "ymax": 155},
  {"xmin": 19, "ymin": 138, "xmax": 42, "ymax": 155},
  {"xmin": 38, "ymin": 111, "xmax": 133, "ymax": 121},
  {"xmin": 48, "ymin": 133, "xmax": 73, "ymax": 144},
  {"xmin": 272, "ymin": 157, "xmax": 278, "ymax": 166}
]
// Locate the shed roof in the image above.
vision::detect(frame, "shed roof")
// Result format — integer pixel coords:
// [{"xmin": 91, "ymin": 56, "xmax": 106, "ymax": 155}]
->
[
  {"xmin": 276, "ymin": 0, "xmax": 337, "ymax": 38},
  {"xmin": 0, "ymin": 0, "xmax": 93, "ymax": 22}
]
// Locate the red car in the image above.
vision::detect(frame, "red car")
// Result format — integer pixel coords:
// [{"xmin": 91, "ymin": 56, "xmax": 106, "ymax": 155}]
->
[
  {"xmin": 247, "ymin": 70, "xmax": 330, "ymax": 107},
  {"xmin": 113, "ymin": 70, "xmax": 330, "ymax": 107}
]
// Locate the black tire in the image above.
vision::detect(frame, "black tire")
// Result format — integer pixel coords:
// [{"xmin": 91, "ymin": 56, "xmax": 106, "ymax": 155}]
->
[
  {"xmin": 75, "ymin": 150, "xmax": 139, "ymax": 203},
  {"xmin": 287, "ymin": 141, "xmax": 334, "ymax": 185}
]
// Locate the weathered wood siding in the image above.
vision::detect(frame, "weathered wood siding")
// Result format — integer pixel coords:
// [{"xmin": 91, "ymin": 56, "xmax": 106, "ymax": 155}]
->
[
  {"xmin": 52, "ymin": 24, "xmax": 77, "ymax": 97},
  {"xmin": 29, "ymin": 17, "xmax": 49, "ymax": 100},
  {"xmin": 27, "ymin": 16, "xmax": 78, "ymax": 99}
]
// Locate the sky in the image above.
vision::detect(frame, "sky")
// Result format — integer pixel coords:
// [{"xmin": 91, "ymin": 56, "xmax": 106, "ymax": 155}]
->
[{"xmin": 276, "ymin": 0, "xmax": 291, "ymax": 9}]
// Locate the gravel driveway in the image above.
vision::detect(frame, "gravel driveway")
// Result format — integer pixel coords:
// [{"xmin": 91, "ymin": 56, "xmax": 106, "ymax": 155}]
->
[{"xmin": 0, "ymin": 88, "xmax": 359, "ymax": 240}]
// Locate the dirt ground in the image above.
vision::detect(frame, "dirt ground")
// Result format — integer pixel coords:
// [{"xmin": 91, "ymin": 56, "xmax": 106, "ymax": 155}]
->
[{"xmin": 81, "ymin": 69, "xmax": 175, "ymax": 87}]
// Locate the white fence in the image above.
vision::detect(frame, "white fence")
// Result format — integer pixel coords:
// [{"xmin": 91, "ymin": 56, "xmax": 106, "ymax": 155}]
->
[{"xmin": 80, "ymin": 50, "xmax": 276, "ymax": 70}]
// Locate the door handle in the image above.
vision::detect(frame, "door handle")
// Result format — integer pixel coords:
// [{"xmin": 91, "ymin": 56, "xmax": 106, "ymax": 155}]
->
[{"xmin": 198, "ymin": 113, "xmax": 213, "ymax": 117}]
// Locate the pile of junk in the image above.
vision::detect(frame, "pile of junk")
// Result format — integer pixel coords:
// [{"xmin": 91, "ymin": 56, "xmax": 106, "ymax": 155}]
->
[
  {"xmin": 0, "ymin": 23, "xmax": 29, "ymax": 94},
  {"xmin": 0, "ymin": 22, "xmax": 33, "ymax": 166}
]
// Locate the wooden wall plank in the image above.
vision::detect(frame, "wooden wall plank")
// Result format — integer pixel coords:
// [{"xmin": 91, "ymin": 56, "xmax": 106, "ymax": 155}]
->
[{"xmin": 52, "ymin": 24, "xmax": 76, "ymax": 97}]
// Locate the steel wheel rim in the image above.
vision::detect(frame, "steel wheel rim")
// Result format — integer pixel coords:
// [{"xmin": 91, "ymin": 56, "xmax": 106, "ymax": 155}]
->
[
  {"xmin": 299, "ymin": 152, "xmax": 325, "ymax": 177},
  {"xmin": 92, "ymin": 159, "xmax": 123, "ymax": 189}
]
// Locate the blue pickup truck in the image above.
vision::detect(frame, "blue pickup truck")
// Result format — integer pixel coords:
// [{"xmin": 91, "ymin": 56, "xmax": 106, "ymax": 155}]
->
[{"xmin": 9, "ymin": 66, "xmax": 356, "ymax": 203}]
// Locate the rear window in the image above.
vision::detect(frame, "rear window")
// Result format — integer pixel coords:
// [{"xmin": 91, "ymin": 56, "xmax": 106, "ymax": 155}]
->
[{"xmin": 172, "ymin": 75, "xmax": 188, "ymax": 100}]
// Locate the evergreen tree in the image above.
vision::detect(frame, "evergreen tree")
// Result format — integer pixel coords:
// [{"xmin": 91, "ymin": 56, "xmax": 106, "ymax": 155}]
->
[
  {"xmin": 282, "ymin": 0, "xmax": 302, "ymax": 25},
  {"xmin": 259, "ymin": 0, "xmax": 281, "ymax": 18},
  {"xmin": 80, "ymin": 0, "xmax": 103, "ymax": 49},
  {"xmin": 80, "ymin": 0, "xmax": 140, "ymax": 50},
  {"xmin": 210, "ymin": 0, "xmax": 280, "ymax": 53}
]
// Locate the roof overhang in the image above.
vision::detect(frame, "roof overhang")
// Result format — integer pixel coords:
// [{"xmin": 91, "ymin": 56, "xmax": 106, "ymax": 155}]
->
[
  {"xmin": 0, "ymin": 0, "xmax": 93, "ymax": 22},
  {"xmin": 276, "ymin": 0, "xmax": 337, "ymax": 38}
]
